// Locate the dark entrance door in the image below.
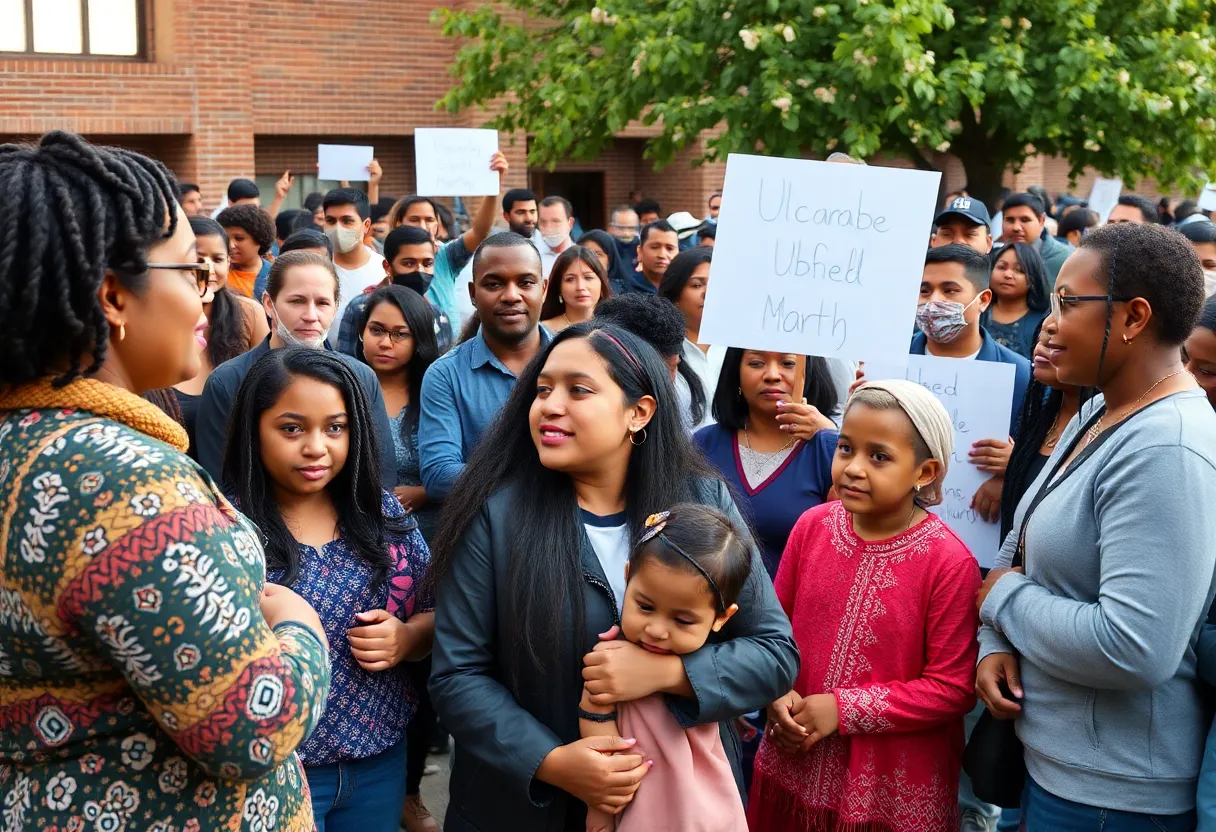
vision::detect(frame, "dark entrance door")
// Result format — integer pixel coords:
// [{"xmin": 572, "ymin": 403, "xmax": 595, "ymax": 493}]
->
[{"xmin": 529, "ymin": 171, "xmax": 606, "ymax": 232}]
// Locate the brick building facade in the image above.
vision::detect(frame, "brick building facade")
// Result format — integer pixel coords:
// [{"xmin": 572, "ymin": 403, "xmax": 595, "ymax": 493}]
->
[{"xmin": 0, "ymin": 0, "xmax": 1176, "ymax": 224}]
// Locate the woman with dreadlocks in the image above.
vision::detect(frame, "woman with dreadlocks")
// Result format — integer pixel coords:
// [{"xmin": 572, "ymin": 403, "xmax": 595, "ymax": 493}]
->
[
  {"xmin": 0, "ymin": 132, "xmax": 330, "ymax": 831},
  {"xmin": 975, "ymin": 224, "xmax": 1216, "ymax": 829}
]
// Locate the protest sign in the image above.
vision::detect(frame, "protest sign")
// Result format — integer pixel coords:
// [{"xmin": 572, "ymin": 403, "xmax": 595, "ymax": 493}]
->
[
  {"xmin": 1087, "ymin": 177, "xmax": 1123, "ymax": 223},
  {"xmin": 699, "ymin": 153, "xmax": 940, "ymax": 365},
  {"xmin": 863, "ymin": 354, "xmax": 1016, "ymax": 567},
  {"xmin": 414, "ymin": 128, "xmax": 500, "ymax": 196},
  {"xmin": 1200, "ymin": 183, "xmax": 1216, "ymax": 212},
  {"xmin": 317, "ymin": 144, "xmax": 375, "ymax": 182}
]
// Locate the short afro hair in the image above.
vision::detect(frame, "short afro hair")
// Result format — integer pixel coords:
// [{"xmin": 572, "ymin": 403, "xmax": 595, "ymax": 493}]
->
[
  {"xmin": 593, "ymin": 293, "xmax": 686, "ymax": 359},
  {"xmin": 216, "ymin": 204, "xmax": 275, "ymax": 255},
  {"xmin": 1080, "ymin": 223, "xmax": 1205, "ymax": 345}
]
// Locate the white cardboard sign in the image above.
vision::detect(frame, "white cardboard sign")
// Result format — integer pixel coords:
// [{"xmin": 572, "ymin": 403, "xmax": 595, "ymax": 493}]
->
[
  {"xmin": 862, "ymin": 354, "xmax": 1016, "ymax": 568},
  {"xmin": 1087, "ymin": 177, "xmax": 1123, "ymax": 224},
  {"xmin": 699, "ymin": 153, "xmax": 940, "ymax": 365},
  {"xmin": 1199, "ymin": 183, "xmax": 1216, "ymax": 212},
  {"xmin": 317, "ymin": 144, "xmax": 375, "ymax": 182},
  {"xmin": 414, "ymin": 128, "xmax": 501, "ymax": 197}
]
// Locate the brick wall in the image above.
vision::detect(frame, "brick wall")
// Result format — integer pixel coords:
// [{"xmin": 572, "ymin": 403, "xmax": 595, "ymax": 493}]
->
[{"xmin": 0, "ymin": 0, "xmax": 1184, "ymax": 219}]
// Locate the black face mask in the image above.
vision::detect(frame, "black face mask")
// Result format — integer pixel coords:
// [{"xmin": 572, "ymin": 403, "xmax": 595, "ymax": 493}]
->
[{"xmin": 392, "ymin": 270, "xmax": 433, "ymax": 296}]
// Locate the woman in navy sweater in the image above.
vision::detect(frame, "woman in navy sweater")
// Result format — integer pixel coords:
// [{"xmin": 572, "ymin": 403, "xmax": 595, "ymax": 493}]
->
[{"xmin": 695, "ymin": 348, "xmax": 839, "ymax": 579}]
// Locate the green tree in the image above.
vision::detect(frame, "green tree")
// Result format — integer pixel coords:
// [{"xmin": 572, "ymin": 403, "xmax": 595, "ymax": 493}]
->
[{"xmin": 435, "ymin": 0, "xmax": 1216, "ymax": 208}]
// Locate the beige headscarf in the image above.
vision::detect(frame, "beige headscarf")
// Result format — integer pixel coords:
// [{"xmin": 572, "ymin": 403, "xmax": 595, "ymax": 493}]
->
[{"xmin": 847, "ymin": 379, "xmax": 954, "ymax": 506}]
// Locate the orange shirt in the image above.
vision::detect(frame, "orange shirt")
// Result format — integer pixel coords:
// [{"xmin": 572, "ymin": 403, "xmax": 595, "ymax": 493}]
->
[{"xmin": 227, "ymin": 269, "xmax": 257, "ymax": 298}]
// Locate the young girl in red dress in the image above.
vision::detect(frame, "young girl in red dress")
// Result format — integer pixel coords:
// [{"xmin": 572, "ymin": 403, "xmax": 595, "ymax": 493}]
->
[{"xmin": 749, "ymin": 379, "xmax": 981, "ymax": 832}]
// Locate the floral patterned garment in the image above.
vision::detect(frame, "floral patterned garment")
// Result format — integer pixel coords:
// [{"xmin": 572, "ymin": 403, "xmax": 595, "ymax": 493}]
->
[
  {"xmin": 0, "ymin": 380, "xmax": 331, "ymax": 832},
  {"xmin": 266, "ymin": 491, "xmax": 434, "ymax": 766}
]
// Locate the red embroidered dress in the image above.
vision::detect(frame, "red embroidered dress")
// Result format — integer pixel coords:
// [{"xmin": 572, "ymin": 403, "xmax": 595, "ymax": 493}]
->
[{"xmin": 748, "ymin": 502, "xmax": 980, "ymax": 832}]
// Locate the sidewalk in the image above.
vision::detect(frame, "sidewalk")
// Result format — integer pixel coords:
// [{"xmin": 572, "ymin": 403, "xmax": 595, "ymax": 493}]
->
[{"xmin": 407, "ymin": 750, "xmax": 450, "ymax": 831}]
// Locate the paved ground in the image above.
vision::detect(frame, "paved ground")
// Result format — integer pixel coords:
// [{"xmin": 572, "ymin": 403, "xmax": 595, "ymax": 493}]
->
[{"xmin": 410, "ymin": 750, "xmax": 451, "ymax": 830}]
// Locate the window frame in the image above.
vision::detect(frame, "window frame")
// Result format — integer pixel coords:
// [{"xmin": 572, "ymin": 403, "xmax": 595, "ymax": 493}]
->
[{"xmin": 3, "ymin": 0, "xmax": 148, "ymax": 60}]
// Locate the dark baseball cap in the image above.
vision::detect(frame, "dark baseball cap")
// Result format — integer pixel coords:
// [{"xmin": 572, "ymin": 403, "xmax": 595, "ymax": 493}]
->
[{"xmin": 935, "ymin": 195, "xmax": 991, "ymax": 230}]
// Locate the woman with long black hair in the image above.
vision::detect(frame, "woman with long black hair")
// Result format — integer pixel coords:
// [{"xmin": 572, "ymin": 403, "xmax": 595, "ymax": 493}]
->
[
  {"xmin": 976, "ymin": 223, "xmax": 1216, "ymax": 829},
  {"xmin": 659, "ymin": 247, "xmax": 722, "ymax": 430},
  {"xmin": 224, "ymin": 348, "xmax": 434, "ymax": 832},
  {"xmin": 981, "ymin": 242, "xmax": 1052, "ymax": 360},
  {"xmin": 428, "ymin": 323, "xmax": 798, "ymax": 831},
  {"xmin": 354, "ymin": 284, "xmax": 443, "ymax": 832}
]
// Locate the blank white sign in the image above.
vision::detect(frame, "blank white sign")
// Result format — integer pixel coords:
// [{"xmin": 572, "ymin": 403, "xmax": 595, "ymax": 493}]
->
[
  {"xmin": 414, "ymin": 128, "xmax": 500, "ymax": 197},
  {"xmin": 318, "ymin": 144, "xmax": 375, "ymax": 182},
  {"xmin": 699, "ymin": 153, "xmax": 940, "ymax": 365}
]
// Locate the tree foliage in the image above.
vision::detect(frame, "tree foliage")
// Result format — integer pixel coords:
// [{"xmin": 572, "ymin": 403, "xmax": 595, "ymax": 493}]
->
[{"xmin": 435, "ymin": 0, "xmax": 1216, "ymax": 205}]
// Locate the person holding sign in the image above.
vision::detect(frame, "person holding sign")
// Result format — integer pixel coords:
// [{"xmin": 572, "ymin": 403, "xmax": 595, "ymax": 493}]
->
[
  {"xmin": 695, "ymin": 349, "xmax": 839, "ymax": 579},
  {"xmin": 750, "ymin": 380, "xmax": 980, "ymax": 832},
  {"xmin": 387, "ymin": 151, "xmax": 510, "ymax": 325},
  {"xmin": 976, "ymin": 223, "xmax": 1216, "ymax": 830},
  {"xmin": 913, "ymin": 245, "xmax": 1030, "ymax": 523}
]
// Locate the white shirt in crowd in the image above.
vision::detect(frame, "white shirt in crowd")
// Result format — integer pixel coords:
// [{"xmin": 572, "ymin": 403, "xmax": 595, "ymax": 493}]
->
[
  {"xmin": 677, "ymin": 341, "xmax": 727, "ymax": 432},
  {"xmin": 329, "ymin": 246, "xmax": 386, "ymax": 348},
  {"xmin": 582, "ymin": 511, "xmax": 629, "ymax": 611},
  {"xmin": 540, "ymin": 237, "xmax": 572, "ymax": 282}
]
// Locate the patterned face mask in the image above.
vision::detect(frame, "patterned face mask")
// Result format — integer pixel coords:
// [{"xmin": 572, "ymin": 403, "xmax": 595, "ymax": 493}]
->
[{"xmin": 915, "ymin": 295, "xmax": 981, "ymax": 344}]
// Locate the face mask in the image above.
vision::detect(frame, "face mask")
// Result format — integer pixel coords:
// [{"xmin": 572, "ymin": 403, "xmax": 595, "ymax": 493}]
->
[
  {"xmin": 372, "ymin": 237, "xmax": 385, "ymax": 255},
  {"xmin": 1205, "ymin": 270, "xmax": 1216, "ymax": 299},
  {"xmin": 392, "ymin": 270, "xmax": 434, "ymax": 296},
  {"xmin": 613, "ymin": 232, "xmax": 637, "ymax": 245},
  {"xmin": 915, "ymin": 296, "xmax": 981, "ymax": 344},
  {"xmin": 271, "ymin": 305, "xmax": 328, "ymax": 349},
  {"xmin": 541, "ymin": 232, "xmax": 567, "ymax": 249},
  {"xmin": 326, "ymin": 225, "xmax": 363, "ymax": 255}
]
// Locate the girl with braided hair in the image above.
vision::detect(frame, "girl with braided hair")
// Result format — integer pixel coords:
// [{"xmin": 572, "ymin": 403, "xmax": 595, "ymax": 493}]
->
[{"xmin": 0, "ymin": 131, "xmax": 330, "ymax": 831}]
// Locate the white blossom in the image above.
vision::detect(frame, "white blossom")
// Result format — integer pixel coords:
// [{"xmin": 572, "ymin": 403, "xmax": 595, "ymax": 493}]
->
[
  {"xmin": 1018, "ymin": 18, "xmax": 1032, "ymax": 30},
  {"xmin": 722, "ymin": 10, "xmax": 731, "ymax": 19},
  {"xmin": 1000, "ymin": 16, "xmax": 1013, "ymax": 28},
  {"xmin": 1117, "ymin": 69, "xmax": 1131, "ymax": 85},
  {"xmin": 936, "ymin": 141, "xmax": 951, "ymax": 152},
  {"xmin": 739, "ymin": 29, "xmax": 760, "ymax": 51},
  {"xmin": 772, "ymin": 96, "xmax": 792, "ymax": 113},
  {"xmin": 813, "ymin": 86, "xmax": 836, "ymax": 104},
  {"xmin": 813, "ymin": 6, "xmax": 826, "ymax": 17},
  {"xmin": 796, "ymin": 78, "xmax": 811, "ymax": 88},
  {"xmin": 782, "ymin": 25, "xmax": 795, "ymax": 42}
]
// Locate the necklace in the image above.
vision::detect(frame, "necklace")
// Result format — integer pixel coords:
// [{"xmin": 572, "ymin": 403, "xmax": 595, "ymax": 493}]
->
[
  {"xmin": 742, "ymin": 426, "xmax": 796, "ymax": 482},
  {"xmin": 1043, "ymin": 412, "xmax": 1061, "ymax": 449},
  {"xmin": 1083, "ymin": 369, "xmax": 1187, "ymax": 447},
  {"xmin": 563, "ymin": 313, "xmax": 572, "ymax": 327}
]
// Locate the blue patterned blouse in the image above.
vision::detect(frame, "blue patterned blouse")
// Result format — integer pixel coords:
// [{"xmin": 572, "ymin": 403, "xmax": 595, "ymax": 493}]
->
[{"xmin": 266, "ymin": 491, "xmax": 433, "ymax": 766}]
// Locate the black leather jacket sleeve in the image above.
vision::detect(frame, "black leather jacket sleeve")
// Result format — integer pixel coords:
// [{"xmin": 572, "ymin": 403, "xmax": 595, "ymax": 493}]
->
[{"xmin": 429, "ymin": 503, "xmax": 565, "ymax": 807}]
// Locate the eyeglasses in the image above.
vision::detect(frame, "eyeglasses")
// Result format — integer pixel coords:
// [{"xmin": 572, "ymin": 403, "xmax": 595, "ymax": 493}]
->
[
  {"xmin": 611, "ymin": 223, "xmax": 641, "ymax": 233},
  {"xmin": 366, "ymin": 323, "xmax": 412, "ymax": 344},
  {"xmin": 1049, "ymin": 290, "xmax": 1132, "ymax": 318},
  {"xmin": 147, "ymin": 261, "xmax": 214, "ymax": 297}
]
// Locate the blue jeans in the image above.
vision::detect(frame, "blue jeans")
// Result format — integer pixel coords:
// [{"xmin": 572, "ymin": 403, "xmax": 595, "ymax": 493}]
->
[
  {"xmin": 1022, "ymin": 776, "xmax": 1196, "ymax": 831},
  {"xmin": 306, "ymin": 741, "xmax": 408, "ymax": 832}
]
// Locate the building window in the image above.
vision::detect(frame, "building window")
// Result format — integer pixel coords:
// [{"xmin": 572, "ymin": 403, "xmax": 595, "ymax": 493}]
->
[{"xmin": 0, "ymin": 0, "xmax": 143, "ymax": 57}]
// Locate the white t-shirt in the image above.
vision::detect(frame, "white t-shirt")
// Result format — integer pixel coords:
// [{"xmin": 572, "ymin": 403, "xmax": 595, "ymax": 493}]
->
[
  {"xmin": 329, "ymin": 247, "xmax": 386, "ymax": 348},
  {"xmin": 582, "ymin": 510, "xmax": 630, "ymax": 612}
]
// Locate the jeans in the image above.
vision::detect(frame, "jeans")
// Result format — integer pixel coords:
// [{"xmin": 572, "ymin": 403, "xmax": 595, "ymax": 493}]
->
[
  {"xmin": 307, "ymin": 741, "xmax": 409, "ymax": 832},
  {"xmin": 1022, "ymin": 776, "xmax": 1196, "ymax": 832},
  {"xmin": 959, "ymin": 701, "xmax": 1002, "ymax": 821}
]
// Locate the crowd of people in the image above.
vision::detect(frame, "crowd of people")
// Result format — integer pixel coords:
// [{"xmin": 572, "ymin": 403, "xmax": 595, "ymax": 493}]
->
[{"xmin": 2, "ymin": 129, "xmax": 1216, "ymax": 832}]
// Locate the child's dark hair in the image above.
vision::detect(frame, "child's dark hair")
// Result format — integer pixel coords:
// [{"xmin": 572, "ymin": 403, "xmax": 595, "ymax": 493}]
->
[{"xmin": 629, "ymin": 503, "xmax": 752, "ymax": 611}]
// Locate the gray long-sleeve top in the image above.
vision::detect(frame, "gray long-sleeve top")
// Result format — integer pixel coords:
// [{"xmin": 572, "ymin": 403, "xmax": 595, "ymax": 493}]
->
[{"xmin": 978, "ymin": 389, "xmax": 1216, "ymax": 815}]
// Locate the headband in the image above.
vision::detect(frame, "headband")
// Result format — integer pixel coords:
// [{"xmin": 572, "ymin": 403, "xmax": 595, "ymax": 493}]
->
[
  {"xmin": 637, "ymin": 512, "xmax": 726, "ymax": 613},
  {"xmin": 596, "ymin": 330, "xmax": 645, "ymax": 376}
]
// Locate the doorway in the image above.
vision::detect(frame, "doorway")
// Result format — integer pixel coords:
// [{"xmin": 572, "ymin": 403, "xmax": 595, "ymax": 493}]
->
[{"xmin": 529, "ymin": 171, "xmax": 606, "ymax": 232}]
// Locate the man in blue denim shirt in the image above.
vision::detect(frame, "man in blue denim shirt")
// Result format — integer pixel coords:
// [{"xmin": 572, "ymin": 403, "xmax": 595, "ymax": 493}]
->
[{"xmin": 419, "ymin": 232, "xmax": 551, "ymax": 499}]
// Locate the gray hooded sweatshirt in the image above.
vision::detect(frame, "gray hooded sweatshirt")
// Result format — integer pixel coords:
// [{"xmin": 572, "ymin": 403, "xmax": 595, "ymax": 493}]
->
[{"xmin": 978, "ymin": 388, "xmax": 1216, "ymax": 814}]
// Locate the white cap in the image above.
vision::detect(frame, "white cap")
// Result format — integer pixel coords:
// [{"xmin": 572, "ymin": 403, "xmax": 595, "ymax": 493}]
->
[{"xmin": 667, "ymin": 211, "xmax": 704, "ymax": 240}]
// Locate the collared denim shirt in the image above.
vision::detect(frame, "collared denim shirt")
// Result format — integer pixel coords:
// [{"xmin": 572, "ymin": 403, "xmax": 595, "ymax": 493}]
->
[{"xmin": 418, "ymin": 328, "xmax": 552, "ymax": 499}]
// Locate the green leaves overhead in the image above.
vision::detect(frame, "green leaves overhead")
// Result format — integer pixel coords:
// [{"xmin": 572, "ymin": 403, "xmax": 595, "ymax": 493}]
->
[{"xmin": 435, "ymin": 0, "xmax": 1216, "ymax": 201}]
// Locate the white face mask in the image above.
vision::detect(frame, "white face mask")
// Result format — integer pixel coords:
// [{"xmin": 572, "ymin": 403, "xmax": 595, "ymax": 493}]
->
[
  {"xmin": 541, "ymin": 231, "xmax": 568, "ymax": 249},
  {"xmin": 271, "ymin": 304, "xmax": 328, "ymax": 349},
  {"xmin": 1204, "ymin": 270, "xmax": 1216, "ymax": 299},
  {"xmin": 326, "ymin": 225, "xmax": 363, "ymax": 255}
]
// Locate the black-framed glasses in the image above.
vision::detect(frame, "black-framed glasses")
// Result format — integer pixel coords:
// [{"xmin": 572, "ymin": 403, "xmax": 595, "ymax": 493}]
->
[
  {"xmin": 1049, "ymin": 290, "xmax": 1132, "ymax": 318},
  {"xmin": 366, "ymin": 323, "xmax": 413, "ymax": 344},
  {"xmin": 147, "ymin": 260, "xmax": 213, "ymax": 297}
]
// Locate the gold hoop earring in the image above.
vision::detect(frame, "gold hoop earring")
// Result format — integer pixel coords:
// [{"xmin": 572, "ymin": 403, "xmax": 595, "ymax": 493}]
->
[
  {"xmin": 118, "ymin": 323, "xmax": 126, "ymax": 342},
  {"xmin": 629, "ymin": 428, "xmax": 647, "ymax": 446}
]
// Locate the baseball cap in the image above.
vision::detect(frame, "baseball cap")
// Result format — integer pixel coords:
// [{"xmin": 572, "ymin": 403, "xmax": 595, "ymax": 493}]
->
[
  {"xmin": 935, "ymin": 195, "xmax": 991, "ymax": 230},
  {"xmin": 667, "ymin": 211, "xmax": 705, "ymax": 240}
]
